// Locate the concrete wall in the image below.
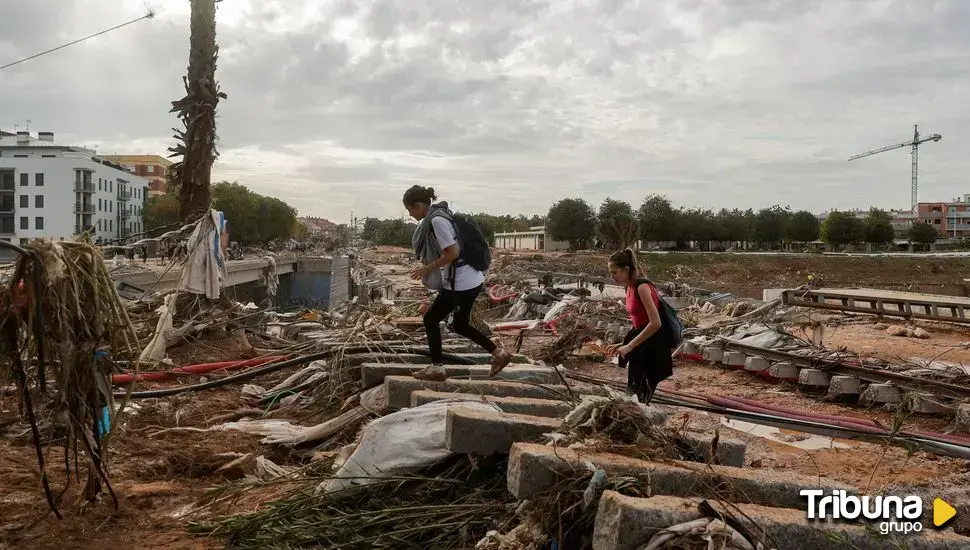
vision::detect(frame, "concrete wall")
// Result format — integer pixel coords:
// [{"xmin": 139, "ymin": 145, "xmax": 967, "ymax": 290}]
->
[{"xmin": 328, "ymin": 255, "xmax": 351, "ymax": 312}]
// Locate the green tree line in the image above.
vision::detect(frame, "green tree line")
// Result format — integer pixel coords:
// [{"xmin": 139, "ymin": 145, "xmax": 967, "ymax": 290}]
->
[
  {"xmin": 542, "ymin": 195, "xmax": 938, "ymax": 250},
  {"xmin": 143, "ymin": 181, "xmax": 300, "ymax": 245},
  {"xmin": 361, "ymin": 213, "xmax": 545, "ymax": 247}
]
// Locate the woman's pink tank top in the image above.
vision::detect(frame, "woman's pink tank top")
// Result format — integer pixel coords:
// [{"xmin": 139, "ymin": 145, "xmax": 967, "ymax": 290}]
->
[{"xmin": 626, "ymin": 283, "xmax": 659, "ymax": 329}]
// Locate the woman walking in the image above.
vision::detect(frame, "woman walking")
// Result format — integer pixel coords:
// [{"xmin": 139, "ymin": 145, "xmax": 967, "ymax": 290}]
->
[
  {"xmin": 404, "ymin": 185, "xmax": 513, "ymax": 381},
  {"xmin": 606, "ymin": 248, "xmax": 673, "ymax": 403}
]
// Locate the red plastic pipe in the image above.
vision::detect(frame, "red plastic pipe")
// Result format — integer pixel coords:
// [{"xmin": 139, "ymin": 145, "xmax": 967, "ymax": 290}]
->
[
  {"xmin": 720, "ymin": 395, "xmax": 882, "ymax": 428},
  {"xmin": 708, "ymin": 395, "xmax": 887, "ymax": 434},
  {"xmin": 112, "ymin": 355, "xmax": 287, "ymax": 385},
  {"xmin": 488, "ymin": 285, "xmax": 518, "ymax": 303}
]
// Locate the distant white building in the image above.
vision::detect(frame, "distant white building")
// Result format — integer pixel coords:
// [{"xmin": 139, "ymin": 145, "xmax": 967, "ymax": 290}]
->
[
  {"xmin": 0, "ymin": 130, "xmax": 148, "ymax": 247},
  {"xmin": 493, "ymin": 226, "xmax": 569, "ymax": 251}
]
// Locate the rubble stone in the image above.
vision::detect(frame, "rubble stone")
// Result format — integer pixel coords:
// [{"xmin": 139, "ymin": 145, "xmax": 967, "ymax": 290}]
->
[
  {"xmin": 886, "ymin": 325, "xmax": 908, "ymax": 336},
  {"xmin": 445, "ymin": 408, "xmax": 559, "ymax": 455},
  {"xmin": 676, "ymin": 433, "xmax": 747, "ymax": 467},
  {"xmin": 507, "ymin": 442, "xmax": 850, "ymax": 506},
  {"xmin": 360, "ymin": 363, "xmax": 559, "ymax": 388},
  {"xmin": 743, "ymin": 356, "xmax": 770, "ymax": 374},
  {"xmin": 860, "ymin": 383, "xmax": 903, "ymax": 406},
  {"xmin": 592, "ymin": 492, "xmax": 970, "ymax": 550},
  {"xmin": 384, "ymin": 376, "xmax": 607, "ymax": 410},
  {"xmin": 768, "ymin": 361, "xmax": 799, "ymax": 380},
  {"xmin": 681, "ymin": 340, "xmax": 700, "ymax": 355},
  {"xmin": 798, "ymin": 368, "xmax": 832, "ymax": 388},
  {"xmin": 410, "ymin": 390, "xmax": 574, "ymax": 417},
  {"xmin": 827, "ymin": 375, "xmax": 862, "ymax": 398},
  {"xmin": 701, "ymin": 346, "xmax": 724, "ymax": 362},
  {"xmin": 720, "ymin": 351, "xmax": 746, "ymax": 368},
  {"xmin": 912, "ymin": 327, "xmax": 931, "ymax": 339}
]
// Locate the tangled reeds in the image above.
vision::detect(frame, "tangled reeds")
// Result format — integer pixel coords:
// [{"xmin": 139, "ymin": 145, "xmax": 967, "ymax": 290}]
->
[
  {"xmin": 0, "ymin": 240, "xmax": 140, "ymax": 516},
  {"xmin": 193, "ymin": 455, "xmax": 514, "ymax": 549}
]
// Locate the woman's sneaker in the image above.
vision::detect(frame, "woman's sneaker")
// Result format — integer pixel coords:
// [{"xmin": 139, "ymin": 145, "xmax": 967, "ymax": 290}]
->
[{"xmin": 489, "ymin": 350, "xmax": 514, "ymax": 377}]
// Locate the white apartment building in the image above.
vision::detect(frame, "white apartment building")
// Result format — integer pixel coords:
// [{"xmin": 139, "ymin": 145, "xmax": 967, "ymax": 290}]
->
[{"xmin": 0, "ymin": 130, "xmax": 148, "ymax": 247}]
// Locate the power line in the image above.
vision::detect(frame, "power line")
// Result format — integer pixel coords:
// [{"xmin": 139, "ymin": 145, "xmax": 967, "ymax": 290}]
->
[{"xmin": 1, "ymin": 10, "xmax": 156, "ymax": 71}]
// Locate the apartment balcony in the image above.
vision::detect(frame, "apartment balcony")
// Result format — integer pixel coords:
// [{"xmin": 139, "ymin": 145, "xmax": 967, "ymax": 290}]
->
[
  {"xmin": 74, "ymin": 183, "xmax": 96, "ymax": 194},
  {"xmin": 74, "ymin": 203, "xmax": 96, "ymax": 214},
  {"xmin": 117, "ymin": 189, "xmax": 130, "ymax": 201},
  {"xmin": 119, "ymin": 209, "xmax": 131, "ymax": 221}
]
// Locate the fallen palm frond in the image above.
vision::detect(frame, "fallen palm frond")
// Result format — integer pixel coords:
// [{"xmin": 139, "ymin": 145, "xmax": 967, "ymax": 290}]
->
[
  {"xmin": 0, "ymin": 239, "xmax": 141, "ymax": 516},
  {"xmin": 192, "ymin": 455, "xmax": 514, "ymax": 549}
]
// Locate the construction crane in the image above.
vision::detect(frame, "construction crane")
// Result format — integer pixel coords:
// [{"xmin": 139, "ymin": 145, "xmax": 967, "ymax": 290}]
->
[{"xmin": 848, "ymin": 125, "xmax": 942, "ymax": 211}]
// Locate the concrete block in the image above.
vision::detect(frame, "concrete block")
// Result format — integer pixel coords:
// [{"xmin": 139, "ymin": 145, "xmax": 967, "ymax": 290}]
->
[
  {"xmin": 677, "ymin": 433, "xmax": 746, "ymax": 467},
  {"xmin": 860, "ymin": 383, "xmax": 903, "ymax": 406},
  {"xmin": 905, "ymin": 393, "xmax": 952, "ymax": 415},
  {"xmin": 360, "ymin": 363, "xmax": 559, "ymax": 388},
  {"xmin": 701, "ymin": 346, "xmax": 723, "ymax": 362},
  {"xmin": 446, "ymin": 408, "xmax": 560, "ymax": 455},
  {"xmin": 384, "ymin": 376, "xmax": 607, "ymax": 410},
  {"xmin": 339, "ymin": 352, "xmax": 529, "ymax": 370},
  {"xmin": 507, "ymin": 442, "xmax": 850, "ymax": 507},
  {"xmin": 592, "ymin": 492, "xmax": 970, "ymax": 550},
  {"xmin": 720, "ymin": 350, "xmax": 746, "ymax": 368},
  {"xmin": 827, "ymin": 375, "xmax": 862, "ymax": 398},
  {"xmin": 798, "ymin": 368, "xmax": 832, "ymax": 388},
  {"xmin": 957, "ymin": 404, "xmax": 970, "ymax": 431},
  {"xmin": 411, "ymin": 391, "xmax": 574, "ymax": 418},
  {"xmin": 762, "ymin": 288, "xmax": 785, "ymax": 302},
  {"xmin": 743, "ymin": 356, "xmax": 770, "ymax": 374},
  {"xmin": 681, "ymin": 340, "xmax": 700, "ymax": 355},
  {"xmin": 768, "ymin": 361, "xmax": 799, "ymax": 380}
]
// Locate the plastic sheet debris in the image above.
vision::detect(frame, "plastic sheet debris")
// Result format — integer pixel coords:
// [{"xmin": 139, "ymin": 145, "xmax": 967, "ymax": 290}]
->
[{"xmin": 319, "ymin": 399, "xmax": 502, "ymax": 495}]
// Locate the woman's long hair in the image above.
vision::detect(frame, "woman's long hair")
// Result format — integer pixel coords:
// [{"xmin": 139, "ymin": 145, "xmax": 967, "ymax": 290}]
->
[{"xmin": 609, "ymin": 248, "xmax": 642, "ymax": 283}]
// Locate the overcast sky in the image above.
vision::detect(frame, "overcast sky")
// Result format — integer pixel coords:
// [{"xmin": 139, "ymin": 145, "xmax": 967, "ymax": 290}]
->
[{"xmin": 2, "ymin": 0, "xmax": 968, "ymax": 222}]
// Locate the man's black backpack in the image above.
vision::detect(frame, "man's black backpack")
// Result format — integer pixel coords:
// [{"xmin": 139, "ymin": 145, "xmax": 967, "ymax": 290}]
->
[{"xmin": 634, "ymin": 278, "xmax": 684, "ymax": 349}]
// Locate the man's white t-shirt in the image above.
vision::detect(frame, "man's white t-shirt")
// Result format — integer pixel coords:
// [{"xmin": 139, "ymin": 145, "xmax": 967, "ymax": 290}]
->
[{"xmin": 432, "ymin": 216, "xmax": 485, "ymax": 292}]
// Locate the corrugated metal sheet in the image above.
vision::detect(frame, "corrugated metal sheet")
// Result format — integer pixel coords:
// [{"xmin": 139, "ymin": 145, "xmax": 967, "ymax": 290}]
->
[{"xmin": 328, "ymin": 255, "xmax": 351, "ymax": 312}]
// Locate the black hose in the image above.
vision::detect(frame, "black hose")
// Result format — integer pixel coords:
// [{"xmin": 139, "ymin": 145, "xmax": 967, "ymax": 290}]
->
[{"xmin": 115, "ymin": 346, "xmax": 478, "ymax": 399}]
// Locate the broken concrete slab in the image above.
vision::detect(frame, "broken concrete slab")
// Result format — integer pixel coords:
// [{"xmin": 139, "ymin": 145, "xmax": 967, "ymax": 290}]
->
[
  {"xmin": 339, "ymin": 352, "xmax": 531, "ymax": 369},
  {"xmin": 678, "ymin": 433, "xmax": 746, "ymax": 468},
  {"xmin": 827, "ymin": 375, "xmax": 862, "ymax": 398},
  {"xmin": 410, "ymin": 390, "xmax": 574, "ymax": 418},
  {"xmin": 592, "ymin": 492, "xmax": 970, "ymax": 550},
  {"xmin": 798, "ymin": 368, "xmax": 832, "ymax": 389},
  {"xmin": 681, "ymin": 340, "xmax": 701, "ymax": 355},
  {"xmin": 507, "ymin": 442, "xmax": 850, "ymax": 507},
  {"xmin": 769, "ymin": 361, "xmax": 799, "ymax": 380},
  {"xmin": 361, "ymin": 363, "xmax": 560, "ymax": 388},
  {"xmin": 385, "ymin": 376, "xmax": 603, "ymax": 410},
  {"xmin": 860, "ymin": 383, "xmax": 903, "ymax": 406},
  {"xmin": 445, "ymin": 408, "xmax": 560, "ymax": 455}
]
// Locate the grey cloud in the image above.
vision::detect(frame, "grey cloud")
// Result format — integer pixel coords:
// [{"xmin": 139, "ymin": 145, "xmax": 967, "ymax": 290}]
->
[{"xmin": 4, "ymin": 0, "xmax": 970, "ymax": 222}]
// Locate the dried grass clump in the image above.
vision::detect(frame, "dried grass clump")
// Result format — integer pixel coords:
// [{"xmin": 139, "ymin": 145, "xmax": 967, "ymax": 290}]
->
[
  {"xmin": 1, "ymin": 240, "xmax": 140, "ymax": 516},
  {"xmin": 194, "ymin": 455, "xmax": 514, "ymax": 549}
]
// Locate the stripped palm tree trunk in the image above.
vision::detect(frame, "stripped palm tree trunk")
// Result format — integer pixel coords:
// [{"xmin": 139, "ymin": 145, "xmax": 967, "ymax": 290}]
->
[{"xmin": 169, "ymin": 0, "xmax": 226, "ymax": 221}]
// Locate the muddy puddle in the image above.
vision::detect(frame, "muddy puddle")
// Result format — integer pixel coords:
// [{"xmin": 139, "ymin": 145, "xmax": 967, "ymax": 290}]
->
[{"xmin": 721, "ymin": 418, "xmax": 854, "ymax": 451}]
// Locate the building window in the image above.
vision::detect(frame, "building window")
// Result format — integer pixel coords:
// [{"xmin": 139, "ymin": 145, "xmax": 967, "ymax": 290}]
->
[
  {"xmin": 98, "ymin": 219, "xmax": 102, "ymax": 230},
  {"xmin": 19, "ymin": 195, "xmax": 28, "ymax": 208},
  {"xmin": 19, "ymin": 173, "xmax": 28, "ymax": 186},
  {"xmin": 99, "ymin": 179, "xmax": 103, "ymax": 191},
  {"xmin": 35, "ymin": 173, "xmax": 44, "ymax": 186},
  {"xmin": 13, "ymin": 154, "xmax": 27, "ymax": 158},
  {"xmin": 35, "ymin": 217, "xmax": 44, "ymax": 230},
  {"xmin": 20, "ymin": 216, "xmax": 28, "ymax": 230},
  {"xmin": 99, "ymin": 198, "xmax": 102, "ymax": 210},
  {"xmin": 41, "ymin": 154, "xmax": 55, "ymax": 158},
  {"xmin": 19, "ymin": 238, "xmax": 29, "ymax": 246},
  {"xmin": 35, "ymin": 195, "xmax": 43, "ymax": 208},
  {"xmin": 109, "ymin": 219, "xmax": 113, "ymax": 231}
]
